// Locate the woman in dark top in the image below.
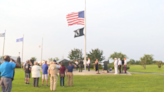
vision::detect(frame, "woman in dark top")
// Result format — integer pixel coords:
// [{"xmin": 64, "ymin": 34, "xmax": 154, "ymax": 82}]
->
[
  {"xmin": 95, "ymin": 59, "xmax": 100, "ymax": 74},
  {"xmin": 59, "ymin": 63, "xmax": 66, "ymax": 87}
]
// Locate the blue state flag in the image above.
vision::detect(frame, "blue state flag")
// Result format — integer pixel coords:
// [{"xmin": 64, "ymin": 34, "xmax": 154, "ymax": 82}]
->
[
  {"xmin": 16, "ymin": 38, "xmax": 23, "ymax": 42},
  {"xmin": 0, "ymin": 33, "xmax": 5, "ymax": 37}
]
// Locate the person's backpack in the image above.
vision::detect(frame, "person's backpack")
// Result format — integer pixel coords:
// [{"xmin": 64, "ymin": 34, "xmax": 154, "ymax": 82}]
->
[{"xmin": 25, "ymin": 64, "xmax": 31, "ymax": 72}]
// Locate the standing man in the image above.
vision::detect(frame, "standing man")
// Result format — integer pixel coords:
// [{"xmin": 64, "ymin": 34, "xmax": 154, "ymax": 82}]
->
[
  {"xmin": 124, "ymin": 58, "xmax": 127, "ymax": 73},
  {"xmin": 24, "ymin": 60, "xmax": 31, "ymax": 84},
  {"xmin": 0, "ymin": 55, "xmax": 20, "ymax": 92},
  {"xmin": 42, "ymin": 61, "xmax": 49, "ymax": 86},
  {"xmin": 118, "ymin": 58, "xmax": 122, "ymax": 74},
  {"xmin": 48, "ymin": 61, "xmax": 61, "ymax": 91},
  {"xmin": 87, "ymin": 58, "xmax": 90, "ymax": 71},
  {"xmin": 79, "ymin": 60, "xmax": 83, "ymax": 72},
  {"xmin": 66, "ymin": 62, "xmax": 76, "ymax": 87}
]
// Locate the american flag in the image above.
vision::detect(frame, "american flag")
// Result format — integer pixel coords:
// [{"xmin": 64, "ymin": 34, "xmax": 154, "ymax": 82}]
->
[{"xmin": 66, "ymin": 11, "xmax": 84, "ymax": 26}]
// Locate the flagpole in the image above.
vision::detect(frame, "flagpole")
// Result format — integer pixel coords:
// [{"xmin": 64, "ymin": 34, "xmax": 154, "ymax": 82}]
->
[
  {"xmin": 41, "ymin": 38, "xmax": 43, "ymax": 63},
  {"xmin": 22, "ymin": 35, "xmax": 24, "ymax": 66},
  {"xmin": 2, "ymin": 30, "xmax": 6, "ymax": 62},
  {"xmin": 84, "ymin": 0, "xmax": 87, "ymax": 70}
]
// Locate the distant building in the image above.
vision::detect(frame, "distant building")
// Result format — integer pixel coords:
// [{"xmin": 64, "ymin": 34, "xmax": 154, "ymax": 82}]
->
[{"xmin": 59, "ymin": 59, "xmax": 71, "ymax": 68}]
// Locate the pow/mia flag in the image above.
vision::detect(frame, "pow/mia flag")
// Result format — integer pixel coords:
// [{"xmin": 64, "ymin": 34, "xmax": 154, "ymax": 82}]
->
[{"xmin": 74, "ymin": 27, "xmax": 84, "ymax": 38}]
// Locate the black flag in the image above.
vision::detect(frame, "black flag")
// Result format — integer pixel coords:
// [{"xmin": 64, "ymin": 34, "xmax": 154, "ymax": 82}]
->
[{"xmin": 74, "ymin": 27, "xmax": 84, "ymax": 38}]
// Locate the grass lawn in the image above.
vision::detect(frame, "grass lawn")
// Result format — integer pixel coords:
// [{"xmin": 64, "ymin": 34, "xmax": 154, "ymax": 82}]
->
[
  {"xmin": 0, "ymin": 69, "xmax": 164, "ymax": 92},
  {"xmin": 128, "ymin": 65, "xmax": 164, "ymax": 73}
]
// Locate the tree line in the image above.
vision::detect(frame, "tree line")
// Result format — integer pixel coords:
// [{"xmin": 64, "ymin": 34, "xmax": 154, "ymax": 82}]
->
[
  {"xmin": 68, "ymin": 48, "xmax": 163, "ymax": 69},
  {"xmin": 1, "ymin": 48, "xmax": 162, "ymax": 69}
]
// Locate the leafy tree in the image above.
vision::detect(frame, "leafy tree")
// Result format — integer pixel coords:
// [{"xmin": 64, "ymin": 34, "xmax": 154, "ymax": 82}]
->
[
  {"xmin": 140, "ymin": 54, "xmax": 153, "ymax": 69},
  {"xmin": 68, "ymin": 48, "xmax": 83, "ymax": 61},
  {"xmin": 49, "ymin": 58, "xmax": 54, "ymax": 61},
  {"xmin": 49, "ymin": 57, "xmax": 59, "ymax": 61},
  {"xmin": 30, "ymin": 57, "xmax": 37, "ymax": 65},
  {"xmin": 128, "ymin": 59, "xmax": 135, "ymax": 65},
  {"xmin": 109, "ymin": 52, "xmax": 127, "ymax": 60},
  {"xmin": 54, "ymin": 57, "xmax": 59, "ymax": 61},
  {"xmin": 156, "ymin": 61, "xmax": 163, "ymax": 69},
  {"xmin": 135, "ymin": 60, "xmax": 141, "ymax": 65},
  {"xmin": 152, "ymin": 60, "xmax": 157, "ymax": 64},
  {"xmin": 87, "ymin": 48, "xmax": 105, "ymax": 63}
]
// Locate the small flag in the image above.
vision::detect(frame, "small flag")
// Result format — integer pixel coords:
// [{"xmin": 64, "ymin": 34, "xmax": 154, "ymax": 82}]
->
[
  {"xmin": 66, "ymin": 11, "xmax": 84, "ymax": 26},
  {"xmin": 0, "ymin": 33, "xmax": 5, "ymax": 37},
  {"xmin": 74, "ymin": 27, "xmax": 84, "ymax": 38},
  {"xmin": 16, "ymin": 38, "xmax": 23, "ymax": 42}
]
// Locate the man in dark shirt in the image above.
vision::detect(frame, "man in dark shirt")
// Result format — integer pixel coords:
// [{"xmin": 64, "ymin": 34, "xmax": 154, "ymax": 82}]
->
[
  {"xmin": 24, "ymin": 60, "xmax": 31, "ymax": 84},
  {"xmin": 66, "ymin": 62, "xmax": 76, "ymax": 87},
  {"xmin": 79, "ymin": 60, "xmax": 83, "ymax": 72}
]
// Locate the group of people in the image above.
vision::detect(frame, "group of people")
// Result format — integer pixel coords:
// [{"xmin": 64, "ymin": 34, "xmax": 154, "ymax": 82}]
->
[
  {"xmin": 24, "ymin": 60, "xmax": 77, "ymax": 91},
  {"xmin": 75, "ymin": 58, "xmax": 101, "ymax": 74},
  {"xmin": 0, "ymin": 55, "xmax": 77, "ymax": 92},
  {"xmin": 0, "ymin": 55, "xmax": 127, "ymax": 92},
  {"xmin": 74, "ymin": 58, "xmax": 91, "ymax": 72},
  {"xmin": 114, "ymin": 58, "xmax": 127, "ymax": 74}
]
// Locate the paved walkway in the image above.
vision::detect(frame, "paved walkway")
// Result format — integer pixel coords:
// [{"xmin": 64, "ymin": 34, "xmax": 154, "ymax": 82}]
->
[
  {"xmin": 129, "ymin": 72, "xmax": 164, "ymax": 75},
  {"xmin": 72, "ymin": 70, "xmax": 131, "ymax": 75}
]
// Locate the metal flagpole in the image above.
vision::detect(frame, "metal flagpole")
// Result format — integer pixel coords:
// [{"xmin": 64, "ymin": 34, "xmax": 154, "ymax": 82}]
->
[
  {"xmin": 84, "ymin": 0, "xmax": 87, "ymax": 70},
  {"xmin": 2, "ymin": 30, "xmax": 6, "ymax": 62},
  {"xmin": 41, "ymin": 38, "xmax": 43, "ymax": 63},
  {"xmin": 22, "ymin": 35, "xmax": 24, "ymax": 65}
]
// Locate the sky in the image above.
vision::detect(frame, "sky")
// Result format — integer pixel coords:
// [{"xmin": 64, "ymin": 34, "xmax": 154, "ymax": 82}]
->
[{"xmin": 0, "ymin": 0, "xmax": 164, "ymax": 62}]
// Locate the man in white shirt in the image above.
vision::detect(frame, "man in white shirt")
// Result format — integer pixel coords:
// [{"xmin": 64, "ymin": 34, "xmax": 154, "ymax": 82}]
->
[
  {"xmin": 124, "ymin": 58, "xmax": 127, "ymax": 73},
  {"xmin": 87, "ymin": 58, "xmax": 90, "ymax": 71},
  {"xmin": 118, "ymin": 58, "xmax": 122, "ymax": 73},
  {"xmin": 75, "ymin": 60, "xmax": 78, "ymax": 70}
]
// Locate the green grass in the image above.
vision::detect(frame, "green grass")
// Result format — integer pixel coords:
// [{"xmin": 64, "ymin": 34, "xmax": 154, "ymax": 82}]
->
[
  {"xmin": 0, "ymin": 69, "xmax": 164, "ymax": 92},
  {"xmin": 128, "ymin": 65, "xmax": 164, "ymax": 73}
]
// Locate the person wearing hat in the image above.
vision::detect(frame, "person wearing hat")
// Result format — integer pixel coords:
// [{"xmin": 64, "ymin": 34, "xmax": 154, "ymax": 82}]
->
[
  {"xmin": 0, "ymin": 55, "xmax": 20, "ymax": 92},
  {"xmin": 48, "ymin": 61, "xmax": 61, "ymax": 91}
]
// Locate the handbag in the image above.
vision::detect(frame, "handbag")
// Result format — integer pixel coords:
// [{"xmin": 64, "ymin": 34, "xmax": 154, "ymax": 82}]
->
[{"xmin": 60, "ymin": 73, "xmax": 65, "ymax": 77}]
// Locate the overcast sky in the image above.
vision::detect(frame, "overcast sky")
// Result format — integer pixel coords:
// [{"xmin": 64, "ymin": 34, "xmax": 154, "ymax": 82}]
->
[{"xmin": 0, "ymin": 0, "xmax": 164, "ymax": 62}]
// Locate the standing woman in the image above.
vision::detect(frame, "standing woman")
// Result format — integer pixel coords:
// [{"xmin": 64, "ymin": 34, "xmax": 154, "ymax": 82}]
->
[
  {"xmin": 32, "ymin": 62, "xmax": 41, "ymax": 87},
  {"xmin": 95, "ymin": 59, "xmax": 100, "ymax": 74},
  {"xmin": 114, "ymin": 58, "xmax": 118, "ymax": 74},
  {"xmin": 59, "ymin": 63, "xmax": 66, "ymax": 87}
]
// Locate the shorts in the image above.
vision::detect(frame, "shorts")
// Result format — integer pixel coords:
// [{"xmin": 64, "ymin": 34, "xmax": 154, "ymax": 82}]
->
[
  {"xmin": 42, "ymin": 74, "xmax": 48, "ymax": 79},
  {"xmin": 25, "ymin": 73, "xmax": 30, "ymax": 78}
]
